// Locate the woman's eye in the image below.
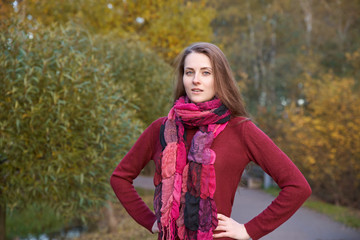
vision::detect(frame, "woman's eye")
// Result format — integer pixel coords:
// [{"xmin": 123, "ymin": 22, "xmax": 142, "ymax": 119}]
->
[
  {"xmin": 185, "ymin": 71, "xmax": 194, "ymax": 76},
  {"xmin": 203, "ymin": 71, "xmax": 211, "ymax": 76}
]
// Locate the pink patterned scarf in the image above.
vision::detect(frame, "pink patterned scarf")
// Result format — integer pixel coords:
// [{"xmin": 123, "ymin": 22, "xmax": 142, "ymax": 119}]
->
[{"xmin": 154, "ymin": 96, "xmax": 231, "ymax": 240}]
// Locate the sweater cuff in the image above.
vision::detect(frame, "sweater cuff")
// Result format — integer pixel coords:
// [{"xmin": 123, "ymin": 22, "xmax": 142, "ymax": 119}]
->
[
  {"xmin": 146, "ymin": 214, "xmax": 158, "ymax": 233},
  {"xmin": 244, "ymin": 221, "xmax": 261, "ymax": 240}
]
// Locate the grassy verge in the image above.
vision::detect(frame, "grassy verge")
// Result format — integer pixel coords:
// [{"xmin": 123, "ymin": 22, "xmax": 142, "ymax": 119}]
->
[
  {"xmin": 73, "ymin": 187, "xmax": 157, "ymax": 240},
  {"xmin": 6, "ymin": 203, "xmax": 70, "ymax": 240},
  {"xmin": 6, "ymin": 188, "xmax": 157, "ymax": 240},
  {"xmin": 264, "ymin": 187, "xmax": 360, "ymax": 229}
]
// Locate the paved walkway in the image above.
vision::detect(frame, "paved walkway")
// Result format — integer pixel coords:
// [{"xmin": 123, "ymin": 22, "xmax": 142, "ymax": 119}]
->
[{"xmin": 133, "ymin": 176, "xmax": 360, "ymax": 240}]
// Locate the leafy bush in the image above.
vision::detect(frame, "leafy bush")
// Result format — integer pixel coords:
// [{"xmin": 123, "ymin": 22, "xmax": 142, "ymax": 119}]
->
[
  {"xmin": 0, "ymin": 18, "xmax": 172, "ymax": 238},
  {"xmin": 94, "ymin": 33, "xmax": 173, "ymax": 126},
  {"xmin": 278, "ymin": 71, "xmax": 360, "ymax": 208}
]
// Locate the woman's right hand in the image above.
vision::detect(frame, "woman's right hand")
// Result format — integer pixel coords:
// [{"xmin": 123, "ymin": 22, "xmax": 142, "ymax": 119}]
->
[
  {"xmin": 152, "ymin": 220, "xmax": 159, "ymax": 233},
  {"xmin": 213, "ymin": 214, "xmax": 251, "ymax": 240}
]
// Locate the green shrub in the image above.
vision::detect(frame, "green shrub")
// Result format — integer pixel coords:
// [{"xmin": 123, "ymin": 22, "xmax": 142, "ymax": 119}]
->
[
  {"xmin": 0, "ymin": 19, "xmax": 172, "ymax": 238},
  {"xmin": 93, "ymin": 33, "xmax": 173, "ymax": 126}
]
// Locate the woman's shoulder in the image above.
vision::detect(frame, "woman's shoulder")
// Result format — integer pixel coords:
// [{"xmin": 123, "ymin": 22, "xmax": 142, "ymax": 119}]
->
[
  {"xmin": 228, "ymin": 116, "xmax": 252, "ymax": 128},
  {"xmin": 227, "ymin": 116, "xmax": 266, "ymax": 138},
  {"xmin": 144, "ymin": 117, "xmax": 167, "ymax": 134},
  {"xmin": 150, "ymin": 117, "xmax": 167, "ymax": 127},
  {"xmin": 137, "ymin": 117, "xmax": 166, "ymax": 143}
]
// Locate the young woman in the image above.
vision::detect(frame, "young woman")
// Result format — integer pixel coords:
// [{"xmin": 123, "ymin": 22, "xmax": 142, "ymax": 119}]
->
[{"xmin": 110, "ymin": 42, "xmax": 311, "ymax": 240}]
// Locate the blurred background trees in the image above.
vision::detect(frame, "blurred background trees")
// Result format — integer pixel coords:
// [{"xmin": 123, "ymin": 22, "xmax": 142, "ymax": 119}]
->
[
  {"xmin": 3, "ymin": 0, "xmax": 213, "ymax": 61},
  {"xmin": 278, "ymin": 70, "xmax": 360, "ymax": 207},
  {"xmin": 209, "ymin": 0, "xmax": 360, "ymax": 207},
  {"xmin": 1, "ymin": 0, "xmax": 360, "ymax": 239}
]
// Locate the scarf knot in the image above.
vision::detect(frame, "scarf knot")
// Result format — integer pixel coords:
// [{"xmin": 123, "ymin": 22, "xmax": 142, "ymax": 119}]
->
[
  {"xmin": 155, "ymin": 96, "xmax": 230, "ymax": 240},
  {"xmin": 172, "ymin": 97, "xmax": 231, "ymax": 127}
]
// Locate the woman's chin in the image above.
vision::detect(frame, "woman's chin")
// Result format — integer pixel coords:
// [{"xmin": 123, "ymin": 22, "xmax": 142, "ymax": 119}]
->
[{"xmin": 188, "ymin": 95, "xmax": 214, "ymax": 104}]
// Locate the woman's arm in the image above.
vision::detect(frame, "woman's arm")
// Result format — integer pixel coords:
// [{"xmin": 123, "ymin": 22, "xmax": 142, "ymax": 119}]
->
[
  {"xmin": 242, "ymin": 121, "xmax": 312, "ymax": 239},
  {"xmin": 110, "ymin": 118, "xmax": 164, "ymax": 233}
]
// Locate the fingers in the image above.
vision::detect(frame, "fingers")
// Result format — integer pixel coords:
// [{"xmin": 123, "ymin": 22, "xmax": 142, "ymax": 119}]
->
[
  {"xmin": 214, "ymin": 225, "xmax": 227, "ymax": 231},
  {"xmin": 217, "ymin": 213, "xmax": 228, "ymax": 220},
  {"xmin": 214, "ymin": 214, "xmax": 229, "ymax": 237},
  {"xmin": 213, "ymin": 232, "xmax": 228, "ymax": 238},
  {"xmin": 217, "ymin": 218, "xmax": 227, "ymax": 226},
  {"xmin": 216, "ymin": 213, "xmax": 229, "ymax": 227},
  {"xmin": 215, "ymin": 214, "xmax": 246, "ymax": 240}
]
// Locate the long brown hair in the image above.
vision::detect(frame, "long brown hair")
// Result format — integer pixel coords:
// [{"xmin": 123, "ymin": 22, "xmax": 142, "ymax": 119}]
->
[{"xmin": 173, "ymin": 42, "xmax": 248, "ymax": 117}]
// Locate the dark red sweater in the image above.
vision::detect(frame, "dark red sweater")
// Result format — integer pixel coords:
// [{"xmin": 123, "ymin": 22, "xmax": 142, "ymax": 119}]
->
[{"xmin": 110, "ymin": 117, "xmax": 311, "ymax": 240}]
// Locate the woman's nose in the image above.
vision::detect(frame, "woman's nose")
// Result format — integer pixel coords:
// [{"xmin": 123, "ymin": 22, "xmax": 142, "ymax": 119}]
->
[{"xmin": 192, "ymin": 73, "xmax": 200, "ymax": 85}]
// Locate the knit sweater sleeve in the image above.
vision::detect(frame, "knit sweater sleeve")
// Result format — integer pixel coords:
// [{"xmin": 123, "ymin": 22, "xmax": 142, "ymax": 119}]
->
[
  {"xmin": 242, "ymin": 121, "xmax": 312, "ymax": 240},
  {"xmin": 110, "ymin": 118, "xmax": 164, "ymax": 233}
]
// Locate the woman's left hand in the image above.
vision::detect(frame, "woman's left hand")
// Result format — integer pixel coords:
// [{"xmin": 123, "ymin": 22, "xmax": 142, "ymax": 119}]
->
[
  {"xmin": 152, "ymin": 220, "xmax": 159, "ymax": 233},
  {"xmin": 213, "ymin": 214, "xmax": 251, "ymax": 240}
]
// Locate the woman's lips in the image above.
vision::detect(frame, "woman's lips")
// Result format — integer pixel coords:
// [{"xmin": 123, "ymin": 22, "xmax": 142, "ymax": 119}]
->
[{"xmin": 191, "ymin": 88, "xmax": 203, "ymax": 93}]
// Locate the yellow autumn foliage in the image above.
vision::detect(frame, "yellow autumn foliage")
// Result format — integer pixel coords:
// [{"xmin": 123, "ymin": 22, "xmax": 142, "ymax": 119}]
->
[
  {"xmin": 2, "ymin": 0, "xmax": 214, "ymax": 61},
  {"xmin": 279, "ymin": 71, "xmax": 360, "ymax": 207}
]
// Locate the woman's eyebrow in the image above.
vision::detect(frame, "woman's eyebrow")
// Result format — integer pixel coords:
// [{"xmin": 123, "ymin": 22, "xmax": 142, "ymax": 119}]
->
[
  {"xmin": 184, "ymin": 67, "xmax": 212, "ymax": 70},
  {"xmin": 200, "ymin": 67, "xmax": 212, "ymax": 70}
]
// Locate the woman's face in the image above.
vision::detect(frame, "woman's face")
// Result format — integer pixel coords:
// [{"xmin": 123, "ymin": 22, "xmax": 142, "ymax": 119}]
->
[{"xmin": 183, "ymin": 52, "xmax": 215, "ymax": 103}]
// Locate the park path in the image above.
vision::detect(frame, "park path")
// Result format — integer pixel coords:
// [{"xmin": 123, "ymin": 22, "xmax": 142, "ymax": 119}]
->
[{"xmin": 133, "ymin": 175, "xmax": 360, "ymax": 240}]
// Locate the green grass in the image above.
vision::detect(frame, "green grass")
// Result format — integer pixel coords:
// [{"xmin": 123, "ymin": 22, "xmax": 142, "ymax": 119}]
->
[
  {"xmin": 74, "ymin": 187, "xmax": 157, "ymax": 240},
  {"xmin": 6, "ymin": 203, "xmax": 69, "ymax": 240},
  {"xmin": 264, "ymin": 187, "xmax": 360, "ymax": 229},
  {"xmin": 6, "ymin": 188, "xmax": 157, "ymax": 240}
]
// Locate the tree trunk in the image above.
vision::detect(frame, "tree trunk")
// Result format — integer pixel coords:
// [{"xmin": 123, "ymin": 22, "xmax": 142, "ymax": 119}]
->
[
  {"xmin": 299, "ymin": 0, "xmax": 313, "ymax": 48},
  {"xmin": 105, "ymin": 200, "xmax": 117, "ymax": 233},
  {"xmin": 0, "ymin": 201, "xmax": 5, "ymax": 240}
]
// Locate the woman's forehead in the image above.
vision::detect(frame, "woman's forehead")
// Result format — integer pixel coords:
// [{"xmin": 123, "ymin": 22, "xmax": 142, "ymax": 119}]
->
[{"xmin": 184, "ymin": 52, "xmax": 212, "ymax": 69}]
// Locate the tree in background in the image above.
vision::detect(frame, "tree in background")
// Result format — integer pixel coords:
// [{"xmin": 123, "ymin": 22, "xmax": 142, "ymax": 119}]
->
[
  {"xmin": 278, "ymin": 67, "xmax": 360, "ymax": 207},
  {"xmin": 0, "ymin": 18, "xmax": 173, "ymax": 238},
  {"xmin": 210, "ymin": 0, "xmax": 300, "ymax": 114},
  {"xmin": 209, "ymin": 0, "xmax": 360, "ymax": 117},
  {"xmin": 2, "ymin": 0, "xmax": 214, "ymax": 61},
  {"xmin": 209, "ymin": 0, "xmax": 360, "ymax": 208}
]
